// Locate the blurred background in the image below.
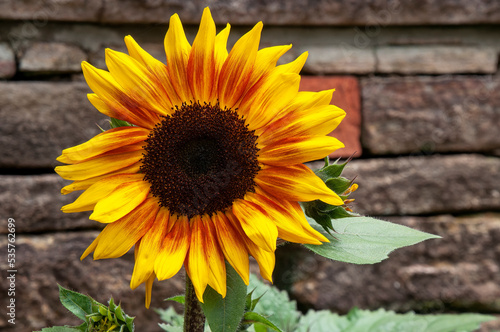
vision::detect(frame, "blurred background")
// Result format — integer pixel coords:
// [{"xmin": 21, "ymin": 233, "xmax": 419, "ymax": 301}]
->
[{"xmin": 0, "ymin": 0, "xmax": 499, "ymax": 331}]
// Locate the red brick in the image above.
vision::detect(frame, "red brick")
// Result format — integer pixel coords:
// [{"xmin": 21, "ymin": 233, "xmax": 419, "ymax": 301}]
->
[{"xmin": 300, "ymin": 76, "xmax": 362, "ymax": 158}]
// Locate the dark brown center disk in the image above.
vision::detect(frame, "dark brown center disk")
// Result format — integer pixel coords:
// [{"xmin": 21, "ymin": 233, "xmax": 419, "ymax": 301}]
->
[{"xmin": 141, "ymin": 102, "xmax": 260, "ymax": 218}]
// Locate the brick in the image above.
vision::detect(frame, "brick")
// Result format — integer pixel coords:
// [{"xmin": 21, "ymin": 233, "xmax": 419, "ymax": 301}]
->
[
  {"xmin": 376, "ymin": 46, "xmax": 498, "ymax": 74},
  {"xmin": 275, "ymin": 213, "xmax": 500, "ymax": 314},
  {"xmin": 300, "ymin": 76, "xmax": 362, "ymax": 158},
  {"xmin": 0, "ymin": 42, "xmax": 16, "ymax": 78},
  {"xmin": 0, "ymin": 82, "xmax": 107, "ymax": 168},
  {"xmin": 19, "ymin": 42, "xmax": 87, "ymax": 73},
  {"xmin": 0, "ymin": 231, "xmax": 184, "ymax": 330},
  {"xmin": 302, "ymin": 46, "xmax": 375, "ymax": 75},
  {"xmin": 342, "ymin": 154, "xmax": 500, "ymax": 216},
  {"xmin": 361, "ymin": 76, "xmax": 500, "ymax": 155},
  {"xmin": 0, "ymin": 0, "xmax": 102, "ymax": 22},
  {"xmin": 100, "ymin": 0, "xmax": 500, "ymax": 25},
  {"xmin": 0, "ymin": 175, "xmax": 97, "ymax": 234},
  {"xmin": 2, "ymin": 1, "xmax": 499, "ymax": 25}
]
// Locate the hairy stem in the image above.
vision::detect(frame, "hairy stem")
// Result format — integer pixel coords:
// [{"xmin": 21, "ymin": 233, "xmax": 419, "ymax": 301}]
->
[{"xmin": 184, "ymin": 276, "xmax": 205, "ymax": 332}]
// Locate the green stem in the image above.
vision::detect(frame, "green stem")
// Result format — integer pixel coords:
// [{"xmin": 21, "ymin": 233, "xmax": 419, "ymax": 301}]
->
[{"xmin": 184, "ymin": 275, "xmax": 205, "ymax": 332}]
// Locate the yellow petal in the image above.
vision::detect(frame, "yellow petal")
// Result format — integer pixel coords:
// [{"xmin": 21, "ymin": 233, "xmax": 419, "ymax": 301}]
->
[
  {"xmin": 188, "ymin": 7, "xmax": 216, "ymax": 102},
  {"xmin": 62, "ymin": 173, "xmax": 144, "ymax": 213},
  {"xmin": 274, "ymin": 51, "xmax": 308, "ymax": 75},
  {"xmin": 255, "ymin": 164, "xmax": 344, "ymax": 206},
  {"xmin": 214, "ymin": 23, "xmax": 230, "ymax": 80},
  {"xmin": 232, "ymin": 199, "xmax": 278, "ymax": 252},
  {"xmin": 258, "ymin": 135, "xmax": 344, "ymax": 166},
  {"xmin": 259, "ymin": 103, "xmax": 345, "ymax": 146},
  {"xmin": 125, "ymin": 35, "xmax": 182, "ymax": 108},
  {"xmin": 90, "ymin": 179, "xmax": 151, "ymax": 223},
  {"xmin": 248, "ymin": 190, "xmax": 324, "ymax": 245},
  {"xmin": 55, "ymin": 147, "xmax": 143, "ymax": 181},
  {"xmin": 212, "ymin": 211, "xmax": 250, "ymax": 285},
  {"xmin": 218, "ymin": 22, "xmax": 262, "ymax": 108},
  {"xmin": 184, "ymin": 216, "xmax": 209, "ymax": 302},
  {"xmin": 202, "ymin": 215, "xmax": 227, "ymax": 297},
  {"xmin": 239, "ymin": 72, "xmax": 300, "ymax": 131},
  {"xmin": 82, "ymin": 63, "xmax": 158, "ymax": 129},
  {"xmin": 154, "ymin": 215, "xmax": 190, "ymax": 280},
  {"xmin": 144, "ymin": 272, "xmax": 156, "ymax": 309},
  {"xmin": 164, "ymin": 13, "xmax": 192, "ymax": 101},
  {"xmin": 131, "ymin": 208, "xmax": 171, "ymax": 289},
  {"xmin": 105, "ymin": 49, "xmax": 172, "ymax": 116},
  {"xmin": 57, "ymin": 127, "xmax": 149, "ymax": 164},
  {"xmin": 60, "ymin": 162, "xmax": 141, "ymax": 194},
  {"xmin": 92, "ymin": 198, "xmax": 159, "ymax": 259},
  {"xmin": 226, "ymin": 213, "xmax": 275, "ymax": 282}
]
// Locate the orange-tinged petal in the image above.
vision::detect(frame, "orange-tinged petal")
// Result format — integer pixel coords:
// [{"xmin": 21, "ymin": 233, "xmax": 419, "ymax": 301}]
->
[
  {"xmin": 255, "ymin": 164, "xmax": 344, "ymax": 206},
  {"xmin": 105, "ymin": 49, "xmax": 172, "ymax": 116},
  {"xmin": 259, "ymin": 103, "xmax": 345, "ymax": 145},
  {"xmin": 90, "ymin": 179, "xmax": 151, "ymax": 223},
  {"xmin": 226, "ymin": 212, "xmax": 275, "ymax": 282},
  {"xmin": 82, "ymin": 63, "xmax": 158, "ymax": 129},
  {"xmin": 125, "ymin": 35, "xmax": 183, "ymax": 108},
  {"xmin": 131, "ymin": 208, "xmax": 171, "ymax": 289},
  {"xmin": 214, "ymin": 23, "xmax": 230, "ymax": 79},
  {"xmin": 232, "ymin": 199, "xmax": 278, "ymax": 253},
  {"xmin": 154, "ymin": 215, "xmax": 190, "ymax": 280},
  {"xmin": 202, "ymin": 215, "xmax": 227, "ymax": 297},
  {"xmin": 258, "ymin": 135, "xmax": 344, "ymax": 166},
  {"xmin": 188, "ymin": 7, "xmax": 216, "ymax": 102},
  {"xmin": 55, "ymin": 147, "xmax": 143, "ymax": 181},
  {"xmin": 62, "ymin": 173, "xmax": 144, "ymax": 213},
  {"xmin": 218, "ymin": 22, "xmax": 262, "ymax": 108},
  {"xmin": 60, "ymin": 162, "xmax": 141, "ymax": 194},
  {"xmin": 239, "ymin": 72, "xmax": 300, "ymax": 131},
  {"xmin": 212, "ymin": 211, "xmax": 250, "ymax": 285},
  {"xmin": 284, "ymin": 199, "xmax": 330, "ymax": 243},
  {"xmin": 184, "ymin": 216, "xmax": 209, "ymax": 302},
  {"xmin": 57, "ymin": 127, "xmax": 149, "ymax": 164},
  {"xmin": 92, "ymin": 198, "xmax": 159, "ymax": 259},
  {"xmin": 164, "ymin": 14, "xmax": 192, "ymax": 101},
  {"xmin": 247, "ymin": 190, "xmax": 324, "ymax": 245}
]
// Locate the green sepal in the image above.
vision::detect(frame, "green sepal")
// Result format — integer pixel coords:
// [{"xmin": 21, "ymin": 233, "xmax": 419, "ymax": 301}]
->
[
  {"xmin": 242, "ymin": 312, "xmax": 283, "ymax": 332},
  {"xmin": 315, "ymin": 156, "xmax": 348, "ymax": 180},
  {"xmin": 109, "ymin": 117, "xmax": 132, "ymax": 129},
  {"xmin": 325, "ymin": 176, "xmax": 352, "ymax": 195}
]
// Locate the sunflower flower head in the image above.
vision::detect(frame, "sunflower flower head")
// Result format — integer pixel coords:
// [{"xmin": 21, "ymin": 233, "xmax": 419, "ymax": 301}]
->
[{"xmin": 55, "ymin": 7, "xmax": 346, "ymax": 308}]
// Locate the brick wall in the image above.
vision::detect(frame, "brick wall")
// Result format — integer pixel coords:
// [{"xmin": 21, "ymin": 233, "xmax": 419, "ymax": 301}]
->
[{"xmin": 0, "ymin": 1, "xmax": 499, "ymax": 330}]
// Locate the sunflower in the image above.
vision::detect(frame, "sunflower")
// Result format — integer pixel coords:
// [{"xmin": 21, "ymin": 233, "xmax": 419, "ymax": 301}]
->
[{"xmin": 55, "ymin": 7, "xmax": 346, "ymax": 308}]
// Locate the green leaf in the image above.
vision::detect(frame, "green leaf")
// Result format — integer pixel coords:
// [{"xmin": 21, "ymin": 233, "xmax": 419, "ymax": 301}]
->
[
  {"xmin": 243, "ymin": 312, "xmax": 283, "ymax": 332},
  {"xmin": 165, "ymin": 295, "xmax": 186, "ymax": 305},
  {"xmin": 248, "ymin": 275, "xmax": 300, "ymax": 332},
  {"xmin": 296, "ymin": 308, "xmax": 495, "ymax": 332},
  {"xmin": 58, "ymin": 285, "xmax": 93, "ymax": 321},
  {"xmin": 304, "ymin": 217, "xmax": 440, "ymax": 264},
  {"xmin": 156, "ymin": 306, "xmax": 184, "ymax": 331},
  {"xmin": 36, "ymin": 324, "xmax": 87, "ymax": 332},
  {"xmin": 201, "ymin": 262, "xmax": 247, "ymax": 332}
]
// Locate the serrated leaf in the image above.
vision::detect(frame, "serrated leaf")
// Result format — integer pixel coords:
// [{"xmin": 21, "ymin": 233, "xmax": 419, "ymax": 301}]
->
[
  {"xmin": 159, "ymin": 324, "xmax": 184, "ymax": 332},
  {"xmin": 304, "ymin": 217, "xmax": 440, "ymax": 264},
  {"xmin": 58, "ymin": 285, "xmax": 93, "ymax": 321},
  {"xmin": 165, "ymin": 295, "xmax": 186, "ymax": 305},
  {"xmin": 244, "ymin": 312, "xmax": 283, "ymax": 332},
  {"xmin": 248, "ymin": 275, "xmax": 300, "ymax": 332},
  {"xmin": 296, "ymin": 310, "xmax": 347, "ymax": 332},
  {"xmin": 343, "ymin": 308, "xmax": 495, "ymax": 332},
  {"xmin": 200, "ymin": 262, "xmax": 247, "ymax": 332},
  {"xmin": 37, "ymin": 324, "xmax": 86, "ymax": 332}
]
